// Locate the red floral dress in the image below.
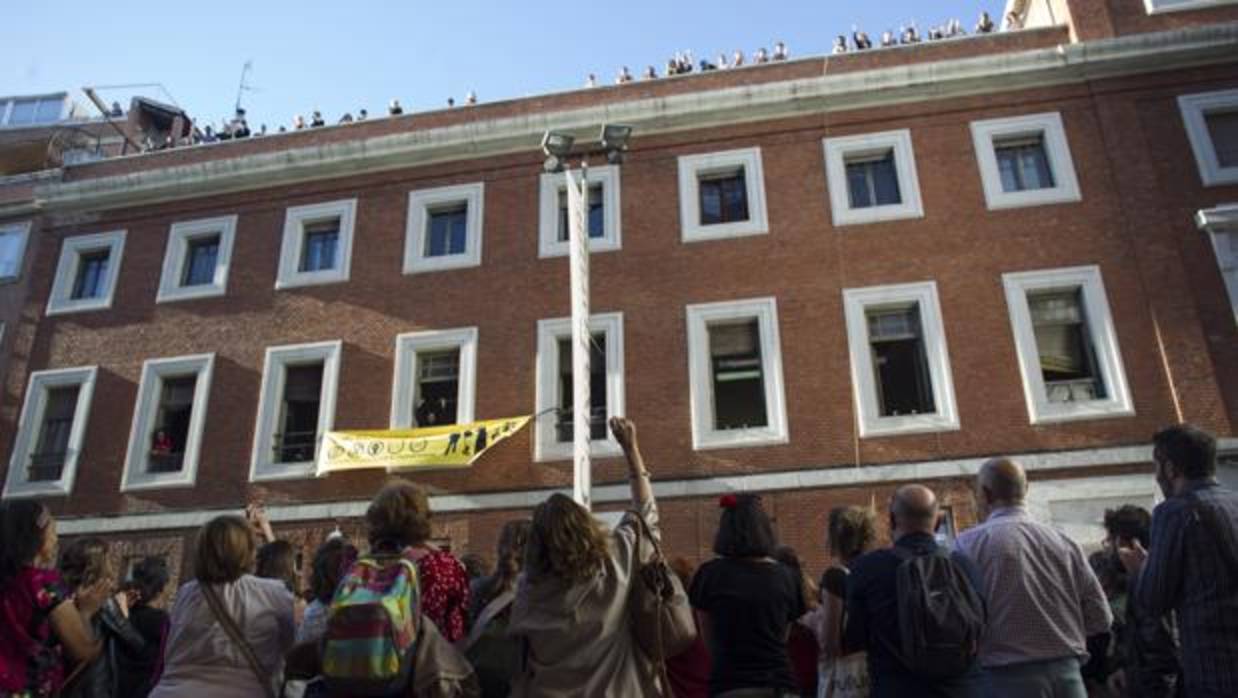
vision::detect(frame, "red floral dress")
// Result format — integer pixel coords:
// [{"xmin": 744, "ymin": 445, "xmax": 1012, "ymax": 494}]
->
[
  {"xmin": 0, "ymin": 566, "xmax": 70, "ymax": 697},
  {"xmin": 406, "ymin": 549, "xmax": 470, "ymax": 643}
]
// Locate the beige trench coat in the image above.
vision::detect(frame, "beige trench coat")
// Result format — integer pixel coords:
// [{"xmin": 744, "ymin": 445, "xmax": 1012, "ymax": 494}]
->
[{"xmin": 507, "ymin": 500, "xmax": 662, "ymax": 698}]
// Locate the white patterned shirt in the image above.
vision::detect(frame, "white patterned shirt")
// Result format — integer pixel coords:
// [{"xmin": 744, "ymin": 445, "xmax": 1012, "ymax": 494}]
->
[{"xmin": 954, "ymin": 506, "xmax": 1112, "ymax": 668}]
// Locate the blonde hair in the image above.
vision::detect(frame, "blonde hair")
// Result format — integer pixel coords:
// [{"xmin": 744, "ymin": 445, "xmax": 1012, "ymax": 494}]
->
[
  {"xmin": 195, "ymin": 515, "xmax": 256, "ymax": 584},
  {"xmin": 526, "ymin": 494, "xmax": 609, "ymax": 583}
]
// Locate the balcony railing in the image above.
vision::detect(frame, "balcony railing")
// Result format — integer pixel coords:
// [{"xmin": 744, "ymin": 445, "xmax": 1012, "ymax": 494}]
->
[
  {"xmin": 555, "ymin": 406, "xmax": 608, "ymax": 442},
  {"xmin": 273, "ymin": 430, "xmax": 318, "ymax": 463}
]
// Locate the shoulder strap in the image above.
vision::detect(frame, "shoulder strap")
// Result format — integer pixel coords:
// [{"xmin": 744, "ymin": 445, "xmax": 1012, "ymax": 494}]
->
[
  {"xmin": 200, "ymin": 583, "xmax": 276, "ymax": 698},
  {"xmin": 457, "ymin": 588, "xmax": 516, "ymax": 652}
]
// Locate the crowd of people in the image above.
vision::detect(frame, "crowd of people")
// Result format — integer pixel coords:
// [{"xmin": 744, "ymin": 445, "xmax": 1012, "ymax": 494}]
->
[
  {"xmin": 150, "ymin": 9, "xmax": 1026, "ymax": 154},
  {"xmin": 2, "ymin": 421, "xmax": 1233, "ymax": 698}
]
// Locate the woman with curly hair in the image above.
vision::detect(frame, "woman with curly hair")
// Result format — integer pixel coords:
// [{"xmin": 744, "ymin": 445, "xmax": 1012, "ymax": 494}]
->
[
  {"xmin": 0, "ymin": 502, "xmax": 105, "ymax": 698},
  {"xmin": 508, "ymin": 417, "xmax": 662, "ymax": 696},
  {"xmin": 57, "ymin": 537, "xmax": 146, "ymax": 698},
  {"xmin": 365, "ymin": 479, "xmax": 470, "ymax": 642}
]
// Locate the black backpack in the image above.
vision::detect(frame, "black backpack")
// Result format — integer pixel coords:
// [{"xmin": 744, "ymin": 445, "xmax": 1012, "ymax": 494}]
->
[{"xmin": 892, "ymin": 546, "xmax": 986, "ymax": 679}]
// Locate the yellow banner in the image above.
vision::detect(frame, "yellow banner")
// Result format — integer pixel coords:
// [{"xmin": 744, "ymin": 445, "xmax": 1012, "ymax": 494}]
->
[{"xmin": 316, "ymin": 415, "xmax": 531, "ymax": 476}]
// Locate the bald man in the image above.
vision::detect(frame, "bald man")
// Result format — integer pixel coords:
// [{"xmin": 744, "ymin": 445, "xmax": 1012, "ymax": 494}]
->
[
  {"xmin": 844, "ymin": 485, "xmax": 986, "ymax": 698},
  {"xmin": 954, "ymin": 458, "xmax": 1112, "ymax": 698}
]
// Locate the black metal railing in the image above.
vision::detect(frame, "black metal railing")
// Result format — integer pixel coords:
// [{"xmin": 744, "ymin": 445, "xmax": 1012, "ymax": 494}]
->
[{"xmin": 273, "ymin": 430, "xmax": 318, "ymax": 463}]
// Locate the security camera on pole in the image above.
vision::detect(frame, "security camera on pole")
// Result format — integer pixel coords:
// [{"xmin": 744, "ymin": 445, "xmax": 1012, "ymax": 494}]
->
[{"xmin": 541, "ymin": 125, "xmax": 632, "ymax": 511}]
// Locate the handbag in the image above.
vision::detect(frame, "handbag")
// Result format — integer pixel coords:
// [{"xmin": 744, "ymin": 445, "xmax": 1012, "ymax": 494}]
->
[
  {"xmin": 200, "ymin": 582, "xmax": 277, "ymax": 698},
  {"xmin": 627, "ymin": 510, "xmax": 698, "ymax": 669}
]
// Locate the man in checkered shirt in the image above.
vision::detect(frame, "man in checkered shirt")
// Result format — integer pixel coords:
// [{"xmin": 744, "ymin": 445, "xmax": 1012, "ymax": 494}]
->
[
  {"xmin": 955, "ymin": 458, "xmax": 1112, "ymax": 698},
  {"xmin": 1120, "ymin": 425, "xmax": 1238, "ymax": 698}
]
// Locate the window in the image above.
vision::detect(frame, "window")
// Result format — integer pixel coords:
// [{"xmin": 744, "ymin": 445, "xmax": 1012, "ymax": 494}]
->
[
  {"xmin": 971, "ymin": 112, "xmax": 1081, "ymax": 209},
  {"xmin": 1144, "ymin": 0, "xmax": 1238, "ymax": 14},
  {"xmin": 843, "ymin": 281, "xmax": 960, "ymax": 437},
  {"xmin": 405, "ymin": 183, "xmax": 484, "ymax": 273},
  {"xmin": 1003, "ymin": 266, "xmax": 1133, "ymax": 423},
  {"xmin": 677, "ymin": 148, "xmax": 769, "ymax": 242},
  {"xmin": 823, "ymin": 130, "xmax": 924, "ymax": 226},
  {"xmin": 538, "ymin": 165, "xmax": 622, "ymax": 257},
  {"xmin": 121, "ymin": 354, "xmax": 214, "ymax": 491},
  {"xmin": 0, "ymin": 96, "xmax": 65, "ymax": 127},
  {"xmin": 46, "ymin": 230, "xmax": 126, "ymax": 316},
  {"xmin": 845, "ymin": 151, "xmax": 901, "ymax": 209},
  {"xmin": 251, "ymin": 341, "xmax": 342, "ymax": 480},
  {"xmin": 3, "ymin": 366, "xmax": 97, "ymax": 498},
  {"xmin": 1196, "ymin": 203, "xmax": 1238, "ymax": 326},
  {"xmin": 156, "ymin": 215, "xmax": 237, "ymax": 303},
  {"xmin": 391, "ymin": 327, "xmax": 478, "ymax": 429},
  {"xmin": 686, "ymin": 298, "xmax": 788, "ymax": 450},
  {"xmin": 276, "ymin": 200, "xmax": 356, "ymax": 289},
  {"xmin": 0, "ymin": 221, "xmax": 31, "ymax": 281},
  {"xmin": 534, "ymin": 313, "xmax": 625, "ymax": 462},
  {"xmin": 1179, "ymin": 89, "xmax": 1238, "ymax": 187}
]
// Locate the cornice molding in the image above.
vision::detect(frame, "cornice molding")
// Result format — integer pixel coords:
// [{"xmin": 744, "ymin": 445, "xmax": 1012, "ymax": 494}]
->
[{"xmin": 33, "ymin": 22, "xmax": 1238, "ymax": 215}]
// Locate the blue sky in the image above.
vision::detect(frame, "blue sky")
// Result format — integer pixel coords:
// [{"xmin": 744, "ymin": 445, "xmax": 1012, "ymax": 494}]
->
[{"xmin": 6, "ymin": 0, "xmax": 1005, "ymax": 131}]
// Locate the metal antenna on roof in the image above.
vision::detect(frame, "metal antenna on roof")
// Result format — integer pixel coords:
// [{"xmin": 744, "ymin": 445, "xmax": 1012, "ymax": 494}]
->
[{"xmin": 234, "ymin": 60, "xmax": 255, "ymax": 114}]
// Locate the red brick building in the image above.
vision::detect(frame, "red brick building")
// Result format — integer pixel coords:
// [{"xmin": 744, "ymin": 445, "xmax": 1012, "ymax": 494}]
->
[{"xmin": 1, "ymin": 0, "xmax": 1236, "ymax": 587}]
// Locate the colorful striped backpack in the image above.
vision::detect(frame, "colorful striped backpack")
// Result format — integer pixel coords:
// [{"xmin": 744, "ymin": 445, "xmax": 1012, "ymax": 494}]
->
[{"xmin": 321, "ymin": 551, "xmax": 421, "ymax": 697}]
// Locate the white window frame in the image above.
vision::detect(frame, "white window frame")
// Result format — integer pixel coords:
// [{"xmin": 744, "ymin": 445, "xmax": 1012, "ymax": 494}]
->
[
  {"xmin": 823, "ymin": 129, "xmax": 925, "ymax": 226},
  {"xmin": 2, "ymin": 366, "xmax": 98, "ymax": 498},
  {"xmin": 686, "ymin": 297, "xmax": 789, "ymax": 450},
  {"xmin": 1144, "ymin": 0, "xmax": 1238, "ymax": 15},
  {"xmin": 534, "ymin": 313, "xmax": 625, "ymax": 462},
  {"xmin": 121, "ymin": 354, "xmax": 215, "ymax": 491},
  {"xmin": 1196, "ymin": 203, "xmax": 1238, "ymax": 326},
  {"xmin": 1002, "ymin": 265, "xmax": 1134, "ymax": 424},
  {"xmin": 677, "ymin": 147, "xmax": 770, "ymax": 242},
  {"xmin": 156, "ymin": 215, "xmax": 238, "ymax": 303},
  {"xmin": 391, "ymin": 327, "xmax": 479, "ymax": 429},
  {"xmin": 0, "ymin": 221, "xmax": 32, "ymax": 282},
  {"xmin": 404, "ymin": 183, "xmax": 485, "ymax": 274},
  {"xmin": 46, "ymin": 230, "xmax": 126, "ymax": 316},
  {"xmin": 1178, "ymin": 89, "xmax": 1238, "ymax": 187},
  {"xmin": 275, "ymin": 199, "xmax": 357, "ymax": 289},
  {"xmin": 971, "ymin": 112, "xmax": 1082, "ymax": 210},
  {"xmin": 842, "ymin": 281, "xmax": 961, "ymax": 437},
  {"xmin": 250, "ymin": 340, "xmax": 342, "ymax": 481},
  {"xmin": 538, "ymin": 165, "xmax": 622, "ymax": 258}
]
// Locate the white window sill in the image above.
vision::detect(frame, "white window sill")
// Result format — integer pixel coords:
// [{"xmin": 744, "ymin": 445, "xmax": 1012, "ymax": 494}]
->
[
  {"xmin": 275, "ymin": 271, "xmax": 350, "ymax": 290},
  {"xmin": 404, "ymin": 253, "xmax": 482, "ymax": 275},
  {"xmin": 534, "ymin": 438, "xmax": 623, "ymax": 463},
  {"xmin": 693, "ymin": 429, "xmax": 789, "ymax": 452},
  {"xmin": 1029, "ymin": 402, "xmax": 1136, "ymax": 425},
  {"xmin": 45, "ymin": 299, "xmax": 113, "ymax": 316},
  {"xmin": 861, "ymin": 416, "xmax": 963, "ymax": 438},
  {"xmin": 251, "ymin": 462, "xmax": 318, "ymax": 482},
  {"xmin": 121, "ymin": 474, "xmax": 198, "ymax": 492},
  {"xmin": 2, "ymin": 480, "xmax": 72, "ymax": 498},
  {"xmin": 156, "ymin": 284, "xmax": 227, "ymax": 303}
]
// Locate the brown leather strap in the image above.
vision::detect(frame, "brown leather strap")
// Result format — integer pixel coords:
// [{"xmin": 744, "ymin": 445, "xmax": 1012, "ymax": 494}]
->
[
  {"xmin": 627, "ymin": 509, "xmax": 674, "ymax": 696},
  {"xmin": 200, "ymin": 582, "xmax": 277, "ymax": 698}
]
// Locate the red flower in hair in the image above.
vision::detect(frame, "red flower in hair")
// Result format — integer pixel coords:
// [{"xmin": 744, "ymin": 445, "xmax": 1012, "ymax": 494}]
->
[{"xmin": 719, "ymin": 494, "xmax": 739, "ymax": 509}]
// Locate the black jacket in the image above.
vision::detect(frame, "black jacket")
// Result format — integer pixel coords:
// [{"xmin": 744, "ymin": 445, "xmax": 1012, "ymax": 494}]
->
[
  {"xmin": 114, "ymin": 605, "xmax": 167, "ymax": 698},
  {"xmin": 62, "ymin": 598, "xmax": 146, "ymax": 698},
  {"xmin": 1124, "ymin": 585, "xmax": 1180, "ymax": 698}
]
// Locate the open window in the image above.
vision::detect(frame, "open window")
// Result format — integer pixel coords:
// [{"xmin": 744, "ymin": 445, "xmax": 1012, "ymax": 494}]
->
[
  {"xmin": 3, "ymin": 366, "xmax": 97, "ymax": 498},
  {"xmin": 686, "ymin": 297, "xmax": 788, "ymax": 450},
  {"xmin": 534, "ymin": 313, "xmax": 625, "ymax": 461},
  {"xmin": 122, "ymin": 354, "xmax": 214, "ymax": 491},
  {"xmin": 677, "ymin": 148, "xmax": 769, "ymax": 242},
  {"xmin": 276, "ymin": 200, "xmax": 356, "ymax": 289},
  {"xmin": 843, "ymin": 281, "xmax": 959, "ymax": 437},
  {"xmin": 1003, "ymin": 266, "xmax": 1133, "ymax": 423},
  {"xmin": 251, "ymin": 341, "xmax": 342, "ymax": 480},
  {"xmin": 391, "ymin": 327, "xmax": 478, "ymax": 429},
  {"xmin": 405, "ymin": 183, "xmax": 485, "ymax": 273},
  {"xmin": 46, "ymin": 231, "xmax": 126, "ymax": 315}
]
